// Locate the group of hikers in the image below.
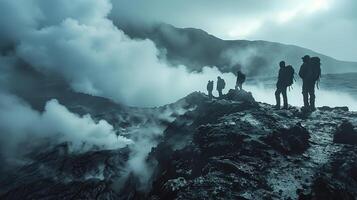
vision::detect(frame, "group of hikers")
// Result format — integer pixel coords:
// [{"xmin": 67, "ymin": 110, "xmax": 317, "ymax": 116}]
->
[
  {"xmin": 207, "ymin": 70, "xmax": 246, "ymax": 99},
  {"xmin": 206, "ymin": 55, "xmax": 321, "ymax": 112}
]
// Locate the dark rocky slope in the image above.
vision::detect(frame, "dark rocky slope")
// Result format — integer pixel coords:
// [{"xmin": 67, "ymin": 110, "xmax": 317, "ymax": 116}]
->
[
  {"xmin": 1, "ymin": 91, "xmax": 357, "ymax": 200},
  {"xmin": 147, "ymin": 91, "xmax": 357, "ymax": 199}
]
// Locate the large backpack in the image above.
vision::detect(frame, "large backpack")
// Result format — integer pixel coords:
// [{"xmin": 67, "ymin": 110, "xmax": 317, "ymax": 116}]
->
[
  {"xmin": 310, "ymin": 57, "xmax": 321, "ymax": 82},
  {"xmin": 283, "ymin": 65, "xmax": 295, "ymax": 87}
]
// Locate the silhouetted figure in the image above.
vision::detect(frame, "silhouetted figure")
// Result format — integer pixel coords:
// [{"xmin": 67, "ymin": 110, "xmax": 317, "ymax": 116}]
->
[
  {"xmin": 216, "ymin": 76, "xmax": 226, "ymax": 98},
  {"xmin": 235, "ymin": 70, "xmax": 246, "ymax": 91},
  {"xmin": 207, "ymin": 80, "xmax": 214, "ymax": 99},
  {"xmin": 299, "ymin": 55, "xmax": 321, "ymax": 111},
  {"xmin": 275, "ymin": 61, "xmax": 295, "ymax": 109}
]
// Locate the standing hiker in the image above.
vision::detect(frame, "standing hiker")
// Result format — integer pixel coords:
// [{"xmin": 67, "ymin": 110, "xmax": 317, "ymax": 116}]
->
[
  {"xmin": 275, "ymin": 61, "xmax": 295, "ymax": 109},
  {"xmin": 216, "ymin": 76, "xmax": 226, "ymax": 98},
  {"xmin": 235, "ymin": 70, "xmax": 246, "ymax": 91},
  {"xmin": 299, "ymin": 55, "xmax": 321, "ymax": 111}
]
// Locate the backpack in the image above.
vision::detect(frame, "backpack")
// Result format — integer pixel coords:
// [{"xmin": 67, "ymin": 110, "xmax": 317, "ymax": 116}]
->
[
  {"xmin": 283, "ymin": 65, "xmax": 295, "ymax": 87},
  {"xmin": 310, "ymin": 57, "xmax": 321, "ymax": 82}
]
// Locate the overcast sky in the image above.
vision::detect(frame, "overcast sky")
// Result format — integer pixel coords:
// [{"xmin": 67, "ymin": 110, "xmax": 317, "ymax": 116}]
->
[{"xmin": 112, "ymin": 0, "xmax": 357, "ymax": 62}]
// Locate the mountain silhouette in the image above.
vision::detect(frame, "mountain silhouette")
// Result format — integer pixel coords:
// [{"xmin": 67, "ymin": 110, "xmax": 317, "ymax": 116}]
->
[{"xmin": 114, "ymin": 22, "xmax": 357, "ymax": 76}]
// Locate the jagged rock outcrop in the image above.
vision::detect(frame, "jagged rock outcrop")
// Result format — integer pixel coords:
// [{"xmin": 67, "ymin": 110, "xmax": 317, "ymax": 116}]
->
[
  {"xmin": 1, "ymin": 92, "xmax": 357, "ymax": 200},
  {"xmin": 334, "ymin": 121, "xmax": 357, "ymax": 145},
  {"xmin": 224, "ymin": 89, "xmax": 257, "ymax": 105},
  {"xmin": 299, "ymin": 147, "xmax": 357, "ymax": 199},
  {"xmin": 147, "ymin": 92, "xmax": 357, "ymax": 200},
  {"xmin": 263, "ymin": 124, "xmax": 310, "ymax": 154},
  {"xmin": 0, "ymin": 143, "xmax": 130, "ymax": 200}
]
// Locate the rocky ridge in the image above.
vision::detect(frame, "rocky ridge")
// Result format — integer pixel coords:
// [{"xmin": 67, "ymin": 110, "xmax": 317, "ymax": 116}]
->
[{"xmin": 1, "ymin": 90, "xmax": 357, "ymax": 200}]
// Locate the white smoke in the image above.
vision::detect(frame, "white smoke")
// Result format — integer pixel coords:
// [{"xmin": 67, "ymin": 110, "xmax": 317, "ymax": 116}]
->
[
  {"xmin": 16, "ymin": 18, "xmax": 230, "ymax": 106},
  {"xmin": 0, "ymin": 0, "xmax": 228, "ymax": 107},
  {"xmin": 0, "ymin": 93, "xmax": 132, "ymax": 157},
  {"xmin": 0, "ymin": 0, "xmax": 233, "ymax": 188}
]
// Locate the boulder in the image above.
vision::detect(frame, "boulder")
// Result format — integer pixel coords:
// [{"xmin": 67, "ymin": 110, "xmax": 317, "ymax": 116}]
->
[
  {"xmin": 224, "ymin": 89, "xmax": 257, "ymax": 104},
  {"xmin": 262, "ymin": 123, "xmax": 310, "ymax": 154},
  {"xmin": 334, "ymin": 121, "xmax": 357, "ymax": 145}
]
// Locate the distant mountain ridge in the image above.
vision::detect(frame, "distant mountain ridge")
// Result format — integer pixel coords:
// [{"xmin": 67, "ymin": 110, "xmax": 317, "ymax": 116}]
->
[{"xmin": 114, "ymin": 22, "xmax": 357, "ymax": 76}]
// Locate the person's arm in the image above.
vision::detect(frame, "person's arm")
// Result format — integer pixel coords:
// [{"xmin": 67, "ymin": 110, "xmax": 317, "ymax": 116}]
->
[
  {"xmin": 299, "ymin": 64, "xmax": 305, "ymax": 78},
  {"xmin": 278, "ymin": 69, "xmax": 283, "ymax": 80}
]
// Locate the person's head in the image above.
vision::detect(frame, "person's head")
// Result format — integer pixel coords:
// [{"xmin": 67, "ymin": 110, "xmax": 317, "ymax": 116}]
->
[
  {"xmin": 279, "ymin": 61, "xmax": 285, "ymax": 68},
  {"xmin": 217, "ymin": 76, "xmax": 221, "ymax": 80},
  {"xmin": 302, "ymin": 55, "xmax": 310, "ymax": 63}
]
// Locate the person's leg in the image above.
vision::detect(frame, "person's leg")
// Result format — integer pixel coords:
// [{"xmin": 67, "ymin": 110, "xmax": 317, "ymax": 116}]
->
[
  {"xmin": 309, "ymin": 83, "xmax": 316, "ymax": 110},
  {"xmin": 275, "ymin": 88, "xmax": 281, "ymax": 108},
  {"xmin": 282, "ymin": 87, "xmax": 288, "ymax": 109},
  {"xmin": 302, "ymin": 81, "xmax": 309, "ymax": 108},
  {"xmin": 218, "ymin": 90, "xmax": 222, "ymax": 97},
  {"xmin": 239, "ymin": 83, "xmax": 242, "ymax": 90}
]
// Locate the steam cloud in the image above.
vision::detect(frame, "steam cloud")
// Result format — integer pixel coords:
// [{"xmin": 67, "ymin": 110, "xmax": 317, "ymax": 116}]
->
[
  {"xmin": 0, "ymin": 0, "xmax": 233, "ymax": 107},
  {"xmin": 0, "ymin": 93, "xmax": 131, "ymax": 157},
  {"xmin": 0, "ymin": 0, "xmax": 232, "ymax": 188}
]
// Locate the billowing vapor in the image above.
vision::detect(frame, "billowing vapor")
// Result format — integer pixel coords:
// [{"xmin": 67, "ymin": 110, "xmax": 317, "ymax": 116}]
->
[
  {"xmin": 0, "ymin": 93, "xmax": 131, "ymax": 157},
  {"xmin": 17, "ymin": 19, "xmax": 229, "ymax": 106},
  {"xmin": 0, "ymin": 0, "xmax": 232, "ymax": 188},
  {"xmin": 0, "ymin": 0, "xmax": 229, "ymax": 107}
]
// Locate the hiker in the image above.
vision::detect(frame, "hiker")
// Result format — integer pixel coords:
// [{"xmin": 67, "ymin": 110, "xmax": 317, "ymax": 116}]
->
[
  {"xmin": 275, "ymin": 61, "xmax": 295, "ymax": 109},
  {"xmin": 299, "ymin": 55, "xmax": 321, "ymax": 111},
  {"xmin": 216, "ymin": 76, "xmax": 226, "ymax": 98},
  {"xmin": 207, "ymin": 80, "xmax": 214, "ymax": 99},
  {"xmin": 235, "ymin": 70, "xmax": 246, "ymax": 91}
]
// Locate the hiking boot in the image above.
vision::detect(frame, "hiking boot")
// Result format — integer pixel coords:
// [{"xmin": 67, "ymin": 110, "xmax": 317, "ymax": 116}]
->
[
  {"xmin": 310, "ymin": 100, "xmax": 316, "ymax": 112},
  {"xmin": 310, "ymin": 106, "xmax": 316, "ymax": 112},
  {"xmin": 274, "ymin": 105, "xmax": 280, "ymax": 109},
  {"xmin": 301, "ymin": 106, "xmax": 310, "ymax": 112}
]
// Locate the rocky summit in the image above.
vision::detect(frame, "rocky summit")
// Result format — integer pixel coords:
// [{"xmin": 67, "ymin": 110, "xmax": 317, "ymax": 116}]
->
[{"xmin": 1, "ymin": 90, "xmax": 357, "ymax": 200}]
